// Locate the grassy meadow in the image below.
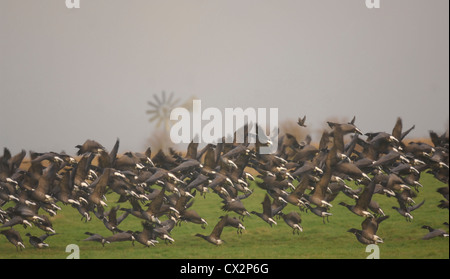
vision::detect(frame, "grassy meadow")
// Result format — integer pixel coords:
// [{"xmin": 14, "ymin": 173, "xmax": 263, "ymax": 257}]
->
[{"xmin": 0, "ymin": 172, "xmax": 448, "ymax": 259}]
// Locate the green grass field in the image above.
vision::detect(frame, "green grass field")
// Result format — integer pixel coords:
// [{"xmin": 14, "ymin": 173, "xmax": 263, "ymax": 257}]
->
[{"xmin": 1, "ymin": 173, "xmax": 448, "ymax": 259}]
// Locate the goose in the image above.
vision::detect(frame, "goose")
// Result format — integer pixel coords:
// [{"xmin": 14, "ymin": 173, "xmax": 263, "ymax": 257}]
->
[
  {"xmin": 421, "ymin": 225, "xmax": 449, "ymax": 240},
  {"xmin": 348, "ymin": 215, "xmax": 389, "ymax": 245},
  {"xmin": 26, "ymin": 232, "xmax": 56, "ymax": 248},
  {"xmin": 83, "ymin": 232, "xmax": 110, "ymax": 247},
  {"xmin": 73, "ymin": 153, "xmax": 96, "ymax": 188},
  {"xmin": 151, "ymin": 225, "xmax": 175, "ymax": 244},
  {"xmin": 143, "ymin": 187, "xmax": 167, "ymax": 224},
  {"xmin": 368, "ymin": 200, "xmax": 386, "ymax": 217},
  {"xmin": 327, "ymin": 116, "xmax": 362, "ymax": 135},
  {"xmin": 105, "ymin": 230, "xmax": 135, "ymax": 245},
  {"xmin": 0, "ymin": 228, "xmax": 25, "ymax": 250},
  {"xmin": 102, "ymin": 205, "xmax": 129, "ymax": 233},
  {"xmin": 134, "ymin": 222, "xmax": 158, "ymax": 247},
  {"xmin": 53, "ymin": 171, "xmax": 80, "ymax": 206},
  {"xmin": 87, "ymin": 168, "xmax": 111, "ymax": 209},
  {"xmin": 305, "ymin": 203, "xmax": 332, "ymax": 223},
  {"xmin": 30, "ymin": 163, "xmax": 58, "ymax": 204},
  {"xmin": 220, "ymin": 198, "xmax": 251, "ymax": 219},
  {"xmin": 392, "ymin": 199, "xmax": 425, "ymax": 221},
  {"xmin": 76, "ymin": 139, "xmax": 105, "ymax": 156},
  {"xmin": 144, "ymin": 167, "xmax": 183, "ymax": 186},
  {"xmin": 339, "ymin": 178, "xmax": 377, "ymax": 218},
  {"xmin": 304, "ymin": 159, "xmax": 333, "ymax": 208},
  {"xmin": 372, "ymin": 149, "xmax": 409, "ymax": 168},
  {"xmin": 171, "ymin": 193, "xmax": 207, "ymax": 228},
  {"xmin": 251, "ymin": 194, "xmax": 278, "ymax": 227},
  {"xmin": 297, "ymin": 115, "xmax": 307, "ymax": 127},
  {"xmin": 96, "ymin": 138, "xmax": 120, "ymax": 169},
  {"xmin": 114, "ymin": 152, "xmax": 146, "ymax": 172},
  {"xmin": 221, "ymin": 215, "xmax": 246, "ymax": 234},
  {"xmin": 280, "ymin": 211, "xmax": 303, "ymax": 234},
  {"xmin": 1, "ymin": 215, "xmax": 33, "ymax": 229},
  {"xmin": 195, "ymin": 215, "xmax": 228, "ymax": 245},
  {"xmin": 178, "ymin": 209, "xmax": 208, "ymax": 229}
]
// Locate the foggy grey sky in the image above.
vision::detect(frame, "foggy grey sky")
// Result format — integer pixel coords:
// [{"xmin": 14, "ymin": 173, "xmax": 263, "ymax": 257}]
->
[{"xmin": 1, "ymin": 0, "xmax": 449, "ymax": 155}]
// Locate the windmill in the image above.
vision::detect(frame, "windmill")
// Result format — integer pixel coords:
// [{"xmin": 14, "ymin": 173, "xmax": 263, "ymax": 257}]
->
[{"xmin": 146, "ymin": 91, "xmax": 194, "ymax": 151}]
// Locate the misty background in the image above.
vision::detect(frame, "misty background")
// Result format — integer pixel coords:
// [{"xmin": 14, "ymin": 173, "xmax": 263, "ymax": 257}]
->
[{"xmin": 1, "ymin": 0, "xmax": 448, "ymax": 155}]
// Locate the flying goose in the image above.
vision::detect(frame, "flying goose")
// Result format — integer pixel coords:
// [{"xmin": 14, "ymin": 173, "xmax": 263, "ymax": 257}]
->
[
  {"xmin": 297, "ymin": 115, "xmax": 307, "ymax": 127},
  {"xmin": 221, "ymin": 215, "xmax": 246, "ymax": 234},
  {"xmin": 88, "ymin": 168, "xmax": 112, "ymax": 209},
  {"xmin": 76, "ymin": 139, "xmax": 105, "ymax": 156},
  {"xmin": 327, "ymin": 116, "xmax": 362, "ymax": 135},
  {"xmin": 1, "ymin": 214, "xmax": 33, "ymax": 229},
  {"xmin": 101, "ymin": 205, "xmax": 129, "ymax": 233},
  {"xmin": 105, "ymin": 230, "xmax": 136, "ymax": 245},
  {"xmin": 421, "ymin": 225, "xmax": 449, "ymax": 240},
  {"xmin": 0, "ymin": 228, "xmax": 25, "ymax": 250},
  {"xmin": 280, "ymin": 211, "xmax": 303, "ymax": 234},
  {"xmin": 251, "ymin": 194, "xmax": 278, "ymax": 227},
  {"xmin": 134, "ymin": 222, "xmax": 158, "ymax": 247},
  {"xmin": 348, "ymin": 215, "xmax": 389, "ymax": 245},
  {"xmin": 83, "ymin": 232, "xmax": 110, "ymax": 247},
  {"xmin": 339, "ymin": 179, "xmax": 377, "ymax": 218},
  {"xmin": 195, "ymin": 215, "xmax": 228, "ymax": 245},
  {"xmin": 30, "ymin": 163, "xmax": 58, "ymax": 204},
  {"xmin": 392, "ymin": 199, "xmax": 425, "ymax": 222},
  {"xmin": 25, "ymin": 232, "xmax": 56, "ymax": 248},
  {"xmin": 305, "ymin": 203, "xmax": 332, "ymax": 224}
]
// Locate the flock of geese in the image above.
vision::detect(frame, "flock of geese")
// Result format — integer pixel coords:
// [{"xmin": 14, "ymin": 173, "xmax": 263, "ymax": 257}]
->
[{"xmin": 1, "ymin": 117, "xmax": 449, "ymax": 252}]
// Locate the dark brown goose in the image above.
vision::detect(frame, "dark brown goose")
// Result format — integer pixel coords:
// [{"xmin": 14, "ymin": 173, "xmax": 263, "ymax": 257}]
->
[
  {"xmin": 195, "ymin": 215, "xmax": 228, "ymax": 245},
  {"xmin": 251, "ymin": 194, "xmax": 277, "ymax": 226},
  {"xmin": 0, "ymin": 228, "xmax": 25, "ymax": 250},
  {"xmin": 327, "ymin": 116, "xmax": 362, "ymax": 135},
  {"xmin": 297, "ymin": 115, "xmax": 307, "ymax": 127},
  {"xmin": 26, "ymin": 232, "xmax": 56, "ymax": 248},
  {"xmin": 76, "ymin": 139, "xmax": 105, "ymax": 156},
  {"xmin": 134, "ymin": 222, "xmax": 158, "ymax": 247},
  {"xmin": 348, "ymin": 215, "xmax": 389, "ymax": 244},
  {"xmin": 339, "ymin": 179, "xmax": 377, "ymax": 218},
  {"xmin": 392, "ymin": 199, "xmax": 425, "ymax": 221},
  {"xmin": 31, "ymin": 163, "xmax": 58, "ymax": 204},
  {"xmin": 221, "ymin": 215, "xmax": 245, "ymax": 234},
  {"xmin": 280, "ymin": 211, "xmax": 303, "ymax": 234},
  {"xmin": 101, "ymin": 205, "xmax": 129, "ymax": 233}
]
